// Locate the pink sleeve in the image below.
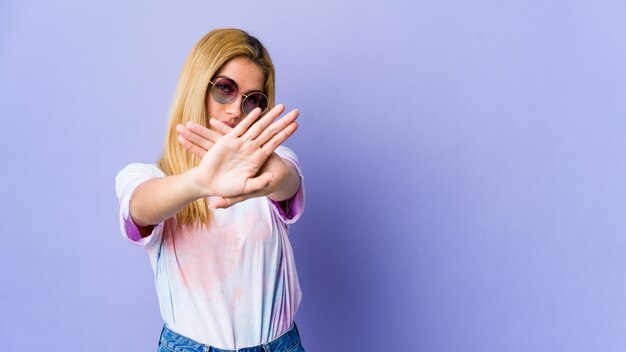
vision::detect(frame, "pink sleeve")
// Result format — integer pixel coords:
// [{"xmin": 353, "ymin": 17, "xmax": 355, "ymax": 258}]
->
[
  {"xmin": 123, "ymin": 212, "xmax": 164, "ymax": 243},
  {"xmin": 115, "ymin": 163, "xmax": 165, "ymax": 247}
]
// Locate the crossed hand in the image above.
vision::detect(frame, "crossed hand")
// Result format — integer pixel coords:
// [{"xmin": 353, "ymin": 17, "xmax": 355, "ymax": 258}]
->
[{"xmin": 179, "ymin": 104, "xmax": 299, "ymax": 209}]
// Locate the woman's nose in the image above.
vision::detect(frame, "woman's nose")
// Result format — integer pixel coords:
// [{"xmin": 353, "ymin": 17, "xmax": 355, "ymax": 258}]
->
[{"xmin": 224, "ymin": 94, "xmax": 244, "ymax": 118}]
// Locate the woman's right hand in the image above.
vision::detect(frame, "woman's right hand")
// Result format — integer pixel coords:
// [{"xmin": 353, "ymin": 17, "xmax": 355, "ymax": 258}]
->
[{"xmin": 185, "ymin": 104, "xmax": 299, "ymax": 203}]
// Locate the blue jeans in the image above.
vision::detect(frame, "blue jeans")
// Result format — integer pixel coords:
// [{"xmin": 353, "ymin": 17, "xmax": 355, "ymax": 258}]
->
[{"xmin": 157, "ymin": 323, "xmax": 305, "ymax": 352}]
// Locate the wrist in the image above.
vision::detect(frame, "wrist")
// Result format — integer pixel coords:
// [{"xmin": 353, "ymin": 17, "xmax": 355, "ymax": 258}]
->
[{"xmin": 184, "ymin": 167, "xmax": 213, "ymax": 199}]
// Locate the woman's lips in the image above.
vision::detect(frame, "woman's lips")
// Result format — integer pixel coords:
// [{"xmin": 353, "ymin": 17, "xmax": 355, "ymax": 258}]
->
[{"xmin": 220, "ymin": 121, "xmax": 236, "ymax": 128}]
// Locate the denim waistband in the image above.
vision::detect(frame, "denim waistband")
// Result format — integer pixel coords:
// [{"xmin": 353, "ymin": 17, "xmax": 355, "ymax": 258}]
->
[{"xmin": 158, "ymin": 323, "xmax": 302, "ymax": 352}]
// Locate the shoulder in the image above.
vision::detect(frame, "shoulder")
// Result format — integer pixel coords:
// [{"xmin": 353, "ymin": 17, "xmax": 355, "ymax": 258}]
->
[
  {"xmin": 115, "ymin": 162, "xmax": 165, "ymax": 199},
  {"xmin": 116, "ymin": 162, "xmax": 165, "ymax": 179}
]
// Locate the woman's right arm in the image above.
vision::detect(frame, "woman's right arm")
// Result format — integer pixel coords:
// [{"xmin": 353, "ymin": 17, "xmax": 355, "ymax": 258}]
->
[{"xmin": 129, "ymin": 170, "xmax": 204, "ymax": 229}]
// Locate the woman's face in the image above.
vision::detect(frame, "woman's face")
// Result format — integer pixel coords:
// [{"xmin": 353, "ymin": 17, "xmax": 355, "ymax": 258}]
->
[{"xmin": 206, "ymin": 57, "xmax": 265, "ymax": 130}]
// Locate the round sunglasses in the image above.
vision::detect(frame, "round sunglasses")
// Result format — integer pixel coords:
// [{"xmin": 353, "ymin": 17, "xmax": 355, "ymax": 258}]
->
[{"xmin": 208, "ymin": 77, "xmax": 269, "ymax": 115}]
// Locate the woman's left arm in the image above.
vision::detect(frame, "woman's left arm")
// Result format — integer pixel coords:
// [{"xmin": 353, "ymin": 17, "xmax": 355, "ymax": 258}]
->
[{"xmin": 260, "ymin": 152, "xmax": 300, "ymax": 202}]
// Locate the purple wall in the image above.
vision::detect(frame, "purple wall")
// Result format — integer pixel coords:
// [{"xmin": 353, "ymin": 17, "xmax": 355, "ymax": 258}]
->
[{"xmin": 2, "ymin": 0, "xmax": 626, "ymax": 350}]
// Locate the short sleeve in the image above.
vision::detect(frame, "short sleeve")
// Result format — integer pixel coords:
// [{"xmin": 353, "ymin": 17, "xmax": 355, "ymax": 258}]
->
[
  {"xmin": 114, "ymin": 163, "xmax": 166, "ymax": 247},
  {"xmin": 270, "ymin": 146, "xmax": 305, "ymax": 224}
]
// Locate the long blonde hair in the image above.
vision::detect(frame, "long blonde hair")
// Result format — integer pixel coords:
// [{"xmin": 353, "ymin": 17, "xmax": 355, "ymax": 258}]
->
[{"xmin": 158, "ymin": 28, "xmax": 276, "ymax": 227}]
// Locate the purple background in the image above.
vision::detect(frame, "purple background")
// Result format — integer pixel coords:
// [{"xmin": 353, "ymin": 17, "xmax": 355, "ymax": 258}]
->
[{"xmin": 1, "ymin": 0, "xmax": 626, "ymax": 350}]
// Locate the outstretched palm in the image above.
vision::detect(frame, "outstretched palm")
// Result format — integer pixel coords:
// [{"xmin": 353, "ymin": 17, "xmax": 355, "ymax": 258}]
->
[{"xmin": 185, "ymin": 105, "xmax": 299, "ymax": 202}]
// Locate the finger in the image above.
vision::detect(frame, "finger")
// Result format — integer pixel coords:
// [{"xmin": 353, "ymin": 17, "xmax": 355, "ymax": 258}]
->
[
  {"xmin": 210, "ymin": 197, "xmax": 233, "ymax": 209},
  {"xmin": 186, "ymin": 121, "xmax": 223, "ymax": 142},
  {"xmin": 208, "ymin": 118, "xmax": 234, "ymax": 135},
  {"xmin": 241, "ymin": 104, "xmax": 286, "ymax": 140},
  {"xmin": 177, "ymin": 124, "xmax": 215, "ymax": 151},
  {"xmin": 208, "ymin": 174, "xmax": 274, "ymax": 209},
  {"xmin": 261, "ymin": 122, "xmax": 299, "ymax": 154},
  {"xmin": 209, "ymin": 197, "xmax": 231, "ymax": 209},
  {"xmin": 177, "ymin": 135, "xmax": 208, "ymax": 159},
  {"xmin": 208, "ymin": 196, "xmax": 226, "ymax": 209},
  {"xmin": 209, "ymin": 190, "xmax": 261, "ymax": 209},
  {"xmin": 255, "ymin": 108, "xmax": 299, "ymax": 146},
  {"xmin": 242, "ymin": 172, "xmax": 275, "ymax": 194},
  {"xmin": 231, "ymin": 106, "xmax": 264, "ymax": 137}
]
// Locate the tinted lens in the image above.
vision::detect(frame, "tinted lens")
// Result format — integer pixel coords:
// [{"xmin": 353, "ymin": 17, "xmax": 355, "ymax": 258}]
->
[
  {"xmin": 242, "ymin": 92, "xmax": 268, "ymax": 115},
  {"xmin": 211, "ymin": 78, "xmax": 238, "ymax": 104}
]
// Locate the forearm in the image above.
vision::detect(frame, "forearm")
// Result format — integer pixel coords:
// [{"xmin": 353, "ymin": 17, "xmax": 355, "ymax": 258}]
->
[
  {"xmin": 129, "ymin": 170, "xmax": 204, "ymax": 227},
  {"xmin": 266, "ymin": 153, "xmax": 301, "ymax": 202}
]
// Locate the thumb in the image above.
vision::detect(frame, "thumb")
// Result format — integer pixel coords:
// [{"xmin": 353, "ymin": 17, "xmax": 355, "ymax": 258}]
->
[
  {"xmin": 209, "ymin": 197, "xmax": 230, "ymax": 210},
  {"xmin": 209, "ymin": 188, "xmax": 267, "ymax": 209},
  {"xmin": 241, "ymin": 172, "xmax": 275, "ymax": 194}
]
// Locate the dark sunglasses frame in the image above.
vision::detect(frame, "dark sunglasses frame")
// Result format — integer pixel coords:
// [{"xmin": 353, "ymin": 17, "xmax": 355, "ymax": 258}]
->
[{"xmin": 208, "ymin": 77, "xmax": 269, "ymax": 115}]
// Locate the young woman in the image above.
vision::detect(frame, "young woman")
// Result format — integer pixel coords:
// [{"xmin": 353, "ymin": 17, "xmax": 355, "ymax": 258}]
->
[{"xmin": 115, "ymin": 28, "xmax": 306, "ymax": 352}]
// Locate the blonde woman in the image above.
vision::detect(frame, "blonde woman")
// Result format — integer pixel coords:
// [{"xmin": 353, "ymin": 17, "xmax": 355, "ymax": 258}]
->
[{"xmin": 115, "ymin": 28, "xmax": 306, "ymax": 352}]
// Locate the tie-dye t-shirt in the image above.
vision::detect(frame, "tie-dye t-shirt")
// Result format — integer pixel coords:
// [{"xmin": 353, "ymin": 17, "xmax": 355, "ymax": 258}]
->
[{"xmin": 114, "ymin": 146, "xmax": 305, "ymax": 349}]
